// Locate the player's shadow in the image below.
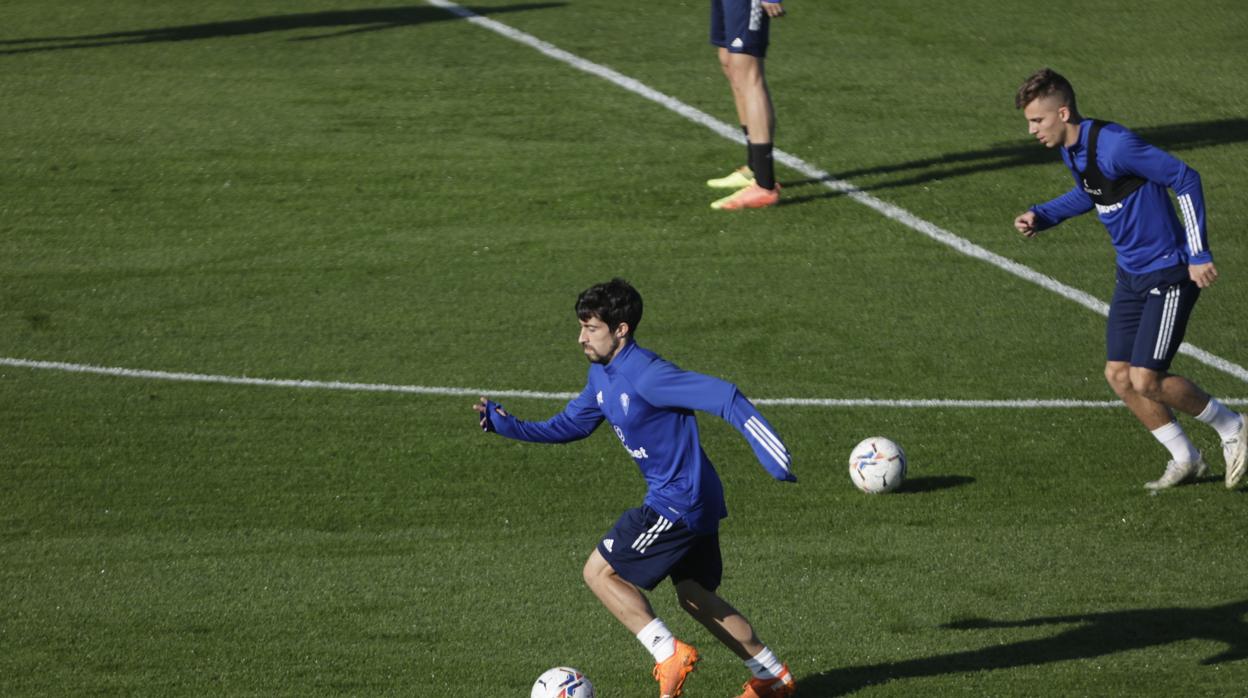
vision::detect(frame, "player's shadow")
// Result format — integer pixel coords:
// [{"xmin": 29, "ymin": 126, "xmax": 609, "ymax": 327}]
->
[
  {"xmin": 779, "ymin": 117, "xmax": 1248, "ymax": 206},
  {"xmin": 795, "ymin": 599, "xmax": 1248, "ymax": 696},
  {"xmin": 893, "ymin": 475, "xmax": 974, "ymax": 494},
  {"xmin": 0, "ymin": 3, "xmax": 565, "ymax": 55}
]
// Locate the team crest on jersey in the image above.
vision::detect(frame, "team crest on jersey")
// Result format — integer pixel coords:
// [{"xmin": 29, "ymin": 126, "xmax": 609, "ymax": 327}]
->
[
  {"xmin": 620, "ymin": 392, "xmax": 630, "ymax": 415},
  {"xmin": 596, "ymin": 390, "xmax": 604, "ymax": 406}
]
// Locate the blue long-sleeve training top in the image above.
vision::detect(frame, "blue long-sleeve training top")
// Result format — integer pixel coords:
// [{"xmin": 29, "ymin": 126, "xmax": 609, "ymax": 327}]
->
[
  {"xmin": 481, "ymin": 341, "xmax": 795, "ymax": 533},
  {"xmin": 1029, "ymin": 119, "xmax": 1210, "ymax": 275}
]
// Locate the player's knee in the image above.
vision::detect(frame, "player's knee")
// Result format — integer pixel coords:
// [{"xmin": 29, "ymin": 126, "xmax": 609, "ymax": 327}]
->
[
  {"xmin": 730, "ymin": 69, "xmax": 763, "ymax": 93},
  {"xmin": 726, "ymin": 56, "xmax": 763, "ymax": 85},
  {"xmin": 1129, "ymin": 369, "xmax": 1164, "ymax": 400},
  {"xmin": 582, "ymin": 552, "xmax": 606, "ymax": 589},
  {"xmin": 1104, "ymin": 364, "xmax": 1131, "ymax": 394}
]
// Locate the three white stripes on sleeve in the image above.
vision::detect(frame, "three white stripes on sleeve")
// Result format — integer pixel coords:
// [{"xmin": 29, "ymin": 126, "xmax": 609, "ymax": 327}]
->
[
  {"xmin": 1178, "ymin": 193, "xmax": 1203, "ymax": 256},
  {"xmin": 745, "ymin": 416, "xmax": 791, "ymax": 473}
]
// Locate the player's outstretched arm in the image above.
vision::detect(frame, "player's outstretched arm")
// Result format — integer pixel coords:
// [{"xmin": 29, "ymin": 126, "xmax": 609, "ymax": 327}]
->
[
  {"xmin": 726, "ymin": 391, "xmax": 796, "ymax": 482},
  {"xmin": 635, "ymin": 363, "xmax": 796, "ymax": 482},
  {"xmin": 472, "ymin": 387, "xmax": 604, "ymax": 443},
  {"xmin": 1024, "ymin": 187, "xmax": 1094, "ymax": 235}
]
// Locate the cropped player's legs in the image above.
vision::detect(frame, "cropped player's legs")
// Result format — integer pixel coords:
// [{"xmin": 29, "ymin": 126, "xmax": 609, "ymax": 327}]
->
[
  {"xmin": 718, "ymin": 47, "xmax": 750, "ymax": 137},
  {"xmin": 675, "ymin": 579, "xmax": 794, "ymax": 695},
  {"xmin": 1106, "ymin": 269, "xmax": 1226, "ymax": 488},
  {"xmin": 1105, "ymin": 360, "xmax": 1174, "ymax": 431},
  {"xmin": 583, "ymin": 548, "xmax": 656, "ymax": 634},
  {"xmin": 724, "ymin": 52, "xmax": 775, "ymax": 147},
  {"xmin": 708, "ymin": 0, "xmax": 778, "ymax": 207},
  {"xmin": 675, "ymin": 578, "xmax": 761, "ymax": 659},
  {"xmin": 710, "ymin": 51, "xmax": 779, "ymax": 210},
  {"xmin": 584, "ymin": 550, "xmax": 699, "ymax": 697},
  {"xmin": 706, "ymin": 48, "xmax": 758, "ymax": 190},
  {"xmin": 1127, "ymin": 367, "xmax": 1212, "ymax": 418},
  {"xmin": 589, "ymin": 509, "xmax": 705, "ymax": 696}
]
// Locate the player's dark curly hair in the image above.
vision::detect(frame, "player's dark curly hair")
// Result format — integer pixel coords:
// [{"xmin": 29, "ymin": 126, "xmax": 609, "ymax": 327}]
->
[
  {"xmin": 576, "ymin": 278, "xmax": 643, "ymax": 335},
  {"xmin": 1015, "ymin": 67, "xmax": 1078, "ymax": 113}
]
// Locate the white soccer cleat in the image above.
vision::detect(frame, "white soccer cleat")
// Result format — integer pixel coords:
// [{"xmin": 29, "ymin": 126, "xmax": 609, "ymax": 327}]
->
[
  {"xmin": 1224, "ymin": 414, "xmax": 1247, "ymax": 489},
  {"xmin": 1144, "ymin": 456, "xmax": 1208, "ymax": 490}
]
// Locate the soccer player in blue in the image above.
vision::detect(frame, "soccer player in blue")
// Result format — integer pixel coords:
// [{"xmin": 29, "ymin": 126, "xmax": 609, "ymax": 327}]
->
[
  {"xmin": 472, "ymin": 279, "xmax": 798, "ymax": 698},
  {"xmin": 1012, "ymin": 68, "xmax": 1246, "ymax": 490},
  {"xmin": 706, "ymin": 0, "xmax": 786, "ymax": 211}
]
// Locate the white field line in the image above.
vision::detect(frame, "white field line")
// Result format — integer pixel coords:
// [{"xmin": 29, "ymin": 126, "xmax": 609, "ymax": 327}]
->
[
  {"xmin": 425, "ymin": 0, "xmax": 1248, "ymax": 387},
  {"xmin": 4, "ymin": 357, "xmax": 1246, "ymax": 409}
]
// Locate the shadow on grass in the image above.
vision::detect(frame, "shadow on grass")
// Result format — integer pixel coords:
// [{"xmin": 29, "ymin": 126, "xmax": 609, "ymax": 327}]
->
[
  {"xmin": 796, "ymin": 599, "xmax": 1248, "ymax": 696},
  {"xmin": 894, "ymin": 475, "xmax": 974, "ymax": 494},
  {"xmin": 0, "ymin": 3, "xmax": 565, "ymax": 54},
  {"xmin": 778, "ymin": 118, "xmax": 1248, "ymax": 206}
]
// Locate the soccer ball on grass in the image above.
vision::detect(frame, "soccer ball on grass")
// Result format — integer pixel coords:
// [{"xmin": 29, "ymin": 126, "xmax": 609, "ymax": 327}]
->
[
  {"xmin": 848, "ymin": 437, "xmax": 907, "ymax": 494},
  {"xmin": 531, "ymin": 667, "xmax": 595, "ymax": 698}
]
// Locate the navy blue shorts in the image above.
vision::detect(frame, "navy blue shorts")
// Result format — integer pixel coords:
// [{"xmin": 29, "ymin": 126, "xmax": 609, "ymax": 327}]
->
[
  {"xmin": 1106, "ymin": 265, "xmax": 1200, "ymax": 372},
  {"xmin": 597, "ymin": 506, "xmax": 723, "ymax": 592},
  {"xmin": 710, "ymin": 0, "xmax": 771, "ymax": 57}
]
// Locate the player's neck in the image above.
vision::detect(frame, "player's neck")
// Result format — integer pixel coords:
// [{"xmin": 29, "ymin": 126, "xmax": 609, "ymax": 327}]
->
[
  {"xmin": 605, "ymin": 337, "xmax": 632, "ymax": 366},
  {"xmin": 1063, "ymin": 113, "xmax": 1084, "ymax": 148}
]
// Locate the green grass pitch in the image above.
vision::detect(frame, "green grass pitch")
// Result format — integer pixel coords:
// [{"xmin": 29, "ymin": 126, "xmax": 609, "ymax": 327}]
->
[{"xmin": 3, "ymin": 1, "xmax": 1247, "ymax": 694}]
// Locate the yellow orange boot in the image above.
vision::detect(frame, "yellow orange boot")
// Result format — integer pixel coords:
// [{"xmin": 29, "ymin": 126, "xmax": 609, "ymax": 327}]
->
[
  {"xmin": 653, "ymin": 639, "xmax": 699, "ymax": 698},
  {"xmin": 733, "ymin": 664, "xmax": 796, "ymax": 698}
]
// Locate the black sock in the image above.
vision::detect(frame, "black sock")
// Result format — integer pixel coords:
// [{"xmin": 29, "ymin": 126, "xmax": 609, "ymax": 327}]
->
[{"xmin": 748, "ymin": 142, "xmax": 775, "ymax": 189}]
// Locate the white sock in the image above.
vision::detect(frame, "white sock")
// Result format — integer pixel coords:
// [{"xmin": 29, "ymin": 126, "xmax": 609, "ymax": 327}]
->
[
  {"xmin": 636, "ymin": 618, "xmax": 675, "ymax": 663},
  {"xmin": 744, "ymin": 646, "xmax": 787, "ymax": 680},
  {"xmin": 1151, "ymin": 420, "xmax": 1200, "ymax": 463},
  {"xmin": 1195, "ymin": 399, "xmax": 1244, "ymax": 442}
]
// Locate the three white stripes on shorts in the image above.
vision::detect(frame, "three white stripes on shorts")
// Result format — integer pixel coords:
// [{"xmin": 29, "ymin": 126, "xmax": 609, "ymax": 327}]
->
[
  {"xmin": 632, "ymin": 516, "xmax": 674, "ymax": 554},
  {"xmin": 1154, "ymin": 285, "xmax": 1182, "ymax": 361}
]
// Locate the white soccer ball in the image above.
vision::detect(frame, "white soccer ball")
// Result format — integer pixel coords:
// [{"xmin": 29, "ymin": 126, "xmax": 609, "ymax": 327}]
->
[
  {"xmin": 531, "ymin": 667, "xmax": 595, "ymax": 698},
  {"xmin": 848, "ymin": 436, "xmax": 907, "ymax": 494}
]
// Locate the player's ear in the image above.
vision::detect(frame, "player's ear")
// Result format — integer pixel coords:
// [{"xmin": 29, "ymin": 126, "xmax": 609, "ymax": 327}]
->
[
  {"xmin": 613, "ymin": 322, "xmax": 630, "ymax": 339},
  {"xmin": 1058, "ymin": 104, "xmax": 1070, "ymax": 123}
]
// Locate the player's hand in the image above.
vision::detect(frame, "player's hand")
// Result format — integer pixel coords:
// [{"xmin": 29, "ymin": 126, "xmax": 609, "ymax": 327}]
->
[
  {"xmin": 1014, "ymin": 211, "xmax": 1038, "ymax": 238},
  {"xmin": 473, "ymin": 396, "xmax": 508, "ymax": 432},
  {"xmin": 1190, "ymin": 261, "xmax": 1218, "ymax": 288},
  {"xmin": 762, "ymin": 1, "xmax": 785, "ymax": 17}
]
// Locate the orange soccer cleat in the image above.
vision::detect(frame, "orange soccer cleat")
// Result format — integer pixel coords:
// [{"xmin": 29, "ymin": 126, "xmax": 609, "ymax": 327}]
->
[
  {"xmin": 710, "ymin": 182, "xmax": 781, "ymax": 210},
  {"xmin": 653, "ymin": 639, "xmax": 699, "ymax": 698},
  {"xmin": 734, "ymin": 664, "xmax": 796, "ymax": 698}
]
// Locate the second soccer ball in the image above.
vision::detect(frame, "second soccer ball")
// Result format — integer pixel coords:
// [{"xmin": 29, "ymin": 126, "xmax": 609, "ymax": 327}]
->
[
  {"xmin": 848, "ymin": 437, "xmax": 907, "ymax": 494},
  {"xmin": 531, "ymin": 667, "xmax": 595, "ymax": 698}
]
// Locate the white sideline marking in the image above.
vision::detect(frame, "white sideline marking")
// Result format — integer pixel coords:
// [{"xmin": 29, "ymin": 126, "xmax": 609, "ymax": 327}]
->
[
  {"xmin": 4, "ymin": 357, "xmax": 1246, "ymax": 409},
  {"xmin": 0, "ymin": 357, "xmax": 572, "ymax": 401},
  {"xmin": 425, "ymin": 0, "xmax": 1248, "ymax": 387}
]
